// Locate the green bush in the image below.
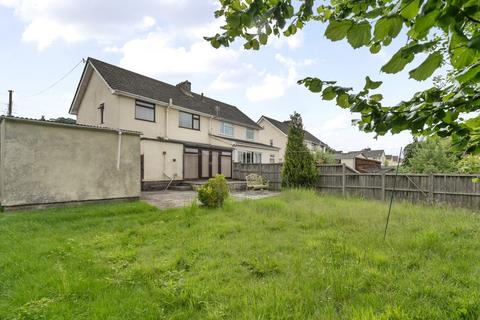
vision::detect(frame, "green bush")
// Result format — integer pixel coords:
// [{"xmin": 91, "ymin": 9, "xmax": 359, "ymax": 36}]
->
[{"xmin": 197, "ymin": 174, "xmax": 229, "ymax": 208}]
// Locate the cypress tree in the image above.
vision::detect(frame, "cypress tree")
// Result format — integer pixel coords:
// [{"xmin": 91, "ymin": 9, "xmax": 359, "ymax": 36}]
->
[{"xmin": 281, "ymin": 112, "xmax": 318, "ymax": 188}]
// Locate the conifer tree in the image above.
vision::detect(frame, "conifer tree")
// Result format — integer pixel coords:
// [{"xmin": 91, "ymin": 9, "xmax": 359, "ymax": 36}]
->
[{"xmin": 281, "ymin": 112, "xmax": 318, "ymax": 188}]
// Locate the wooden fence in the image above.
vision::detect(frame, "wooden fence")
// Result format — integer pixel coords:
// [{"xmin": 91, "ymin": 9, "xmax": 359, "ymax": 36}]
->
[
  {"xmin": 233, "ymin": 163, "xmax": 480, "ymax": 210},
  {"xmin": 233, "ymin": 163, "xmax": 282, "ymax": 191}
]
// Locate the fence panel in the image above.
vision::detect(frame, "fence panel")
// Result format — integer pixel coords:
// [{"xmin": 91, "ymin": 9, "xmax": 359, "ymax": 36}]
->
[{"xmin": 232, "ymin": 163, "xmax": 480, "ymax": 209}]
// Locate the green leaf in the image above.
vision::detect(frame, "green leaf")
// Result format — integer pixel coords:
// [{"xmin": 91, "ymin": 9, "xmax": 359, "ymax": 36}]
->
[
  {"xmin": 322, "ymin": 87, "xmax": 337, "ymax": 100},
  {"xmin": 259, "ymin": 34, "xmax": 268, "ymax": 45},
  {"xmin": 451, "ymin": 47, "xmax": 476, "ymax": 69},
  {"xmin": 456, "ymin": 63, "xmax": 480, "ymax": 83},
  {"xmin": 370, "ymin": 94, "xmax": 383, "ymax": 102},
  {"xmin": 409, "ymin": 52, "xmax": 443, "ymax": 81},
  {"xmin": 325, "ymin": 20, "xmax": 353, "ymax": 41},
  {"xmin": 347, "ymin": 21, "xmax": 371, "ymax": 49},
  {"xmin": 336, "ymin": 92, "xmax": 349, "ymax": 107},
  {"xmin": 308, "ymin": 79, "xmax": 323, "ymax": 93},
  {"xmin": 381, "ymin": 50, "xmax": 415, "ymax": 74},
  {"xmin": 400, "ymin": 0, "xmax": 421, "ymax": 20},
  {"xmin": 442, "ymin": 111, "xmax": 458, "ymax": 124},
  {"xmin": 370, "ymin": 43, "xmax": 381, "ymax": 54},
  {"xmin": 364, "ymin": 76, "xmax": 383, "ymax": 90},
  {"xmin": 408, "ymin": 10, "xmax": 438, "ymax": 39},
  {"xmin": 374, "ymin": 16, "xmax": 403, "ymax": 41}
]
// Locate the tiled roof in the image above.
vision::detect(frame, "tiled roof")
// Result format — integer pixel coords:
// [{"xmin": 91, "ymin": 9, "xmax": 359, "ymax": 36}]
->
[
  {"xmin": 87, "ymin": 58, "xmax": 261, "ymax": 129},
  {"xmin": 260, "ymin": 116, "xmax": 330, "ymax": 148},
  {"xmin": 356, "ymin": 149, "xmax": 385, "ymax": 159},
  {"xmin": 210, "ymin": 134, "xmax": 281, "ymax": 150}
]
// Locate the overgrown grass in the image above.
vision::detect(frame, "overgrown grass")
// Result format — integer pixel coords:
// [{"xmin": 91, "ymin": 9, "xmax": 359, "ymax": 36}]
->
[{"xmin": 0, "ymin": 190, "xmax": 479, "ymax": 319}]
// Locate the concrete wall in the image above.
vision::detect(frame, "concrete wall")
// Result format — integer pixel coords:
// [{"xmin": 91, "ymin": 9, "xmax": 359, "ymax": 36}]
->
[
  {"xmin": 0, "ymin": 118, "xmax": 141, "ymax": 208},
  {"xmin": 141, "ymin": 139, "xmax": 183, "ymax": 181}
]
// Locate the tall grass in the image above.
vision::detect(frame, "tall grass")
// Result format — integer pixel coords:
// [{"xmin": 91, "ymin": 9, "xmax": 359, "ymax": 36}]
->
[{"xmin": 0, "ymin": 190, "xmax": 479, "ymax": 319}]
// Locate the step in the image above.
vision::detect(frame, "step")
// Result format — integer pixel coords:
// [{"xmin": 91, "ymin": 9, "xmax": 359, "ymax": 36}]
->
[{"xmin": 169, "ymin": 184, "xmax": 193, "ymax": 191}]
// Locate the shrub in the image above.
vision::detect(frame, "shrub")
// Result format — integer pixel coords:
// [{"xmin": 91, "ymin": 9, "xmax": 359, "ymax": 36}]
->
[{"xmin": 197, "ymin": 174, "xmax": 229, "ymax": 208}]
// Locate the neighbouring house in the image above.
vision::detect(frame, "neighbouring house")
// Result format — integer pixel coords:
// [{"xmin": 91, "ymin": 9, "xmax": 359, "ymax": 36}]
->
[
  {"xmin": 385, "ymin": 154, "xmax": 401, "ymax": 166},
  {"xmin": 257, "ymin": 115, "xmax": 331, "ymax": 163},
  {"xmin": 0, "ymin": 116, "xmax": 141, "ymax": 210},
  {"xmin": 334, "ymin": 151, "xmax": 382, "ymax": 173},
  {"xmin": 334, "ymin": 151, "xmax": 367, "ymax": 169},
  {"xmin": 358, "ymin": 148, "xmax": 386, "ymax": 164},
  {"xmin": 69, "ymin": 58, "xmax": 280, "ymax": 189}
]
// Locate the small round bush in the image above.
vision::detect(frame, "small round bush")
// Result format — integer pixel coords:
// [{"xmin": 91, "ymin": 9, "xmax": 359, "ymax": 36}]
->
[{"xmin": 197, "ymin": 174, "xmax": 230, "ymax": 208}]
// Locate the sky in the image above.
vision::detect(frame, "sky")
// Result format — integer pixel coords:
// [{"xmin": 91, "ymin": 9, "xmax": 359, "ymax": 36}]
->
[{"xmin": 0, "ymin": 0, "xmax": 440, "ymax": 155}]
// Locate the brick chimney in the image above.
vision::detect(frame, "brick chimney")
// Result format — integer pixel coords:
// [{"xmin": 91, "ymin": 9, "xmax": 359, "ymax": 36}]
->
[{"xmin": 176, "ymin": 80, "xmax": 192, "ymax": 96}]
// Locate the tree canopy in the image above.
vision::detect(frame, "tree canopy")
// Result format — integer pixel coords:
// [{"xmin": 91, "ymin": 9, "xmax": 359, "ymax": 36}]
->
[{"xmin": 206, "ymin": 0, "xmax": 480, "ymax": 154}]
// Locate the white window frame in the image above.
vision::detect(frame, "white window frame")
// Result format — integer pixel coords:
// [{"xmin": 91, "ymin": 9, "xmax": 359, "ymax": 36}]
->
[
  {"xmin": 237, "ymin": 150, "xmax": 262, "ymax": 164},
  {"xmin": 220, "ymin": 121, "xmax": 234, "ymax": 137},
  {"xmin": 246, "ymin": 128, "xmax": 254, "ymax": 140}
]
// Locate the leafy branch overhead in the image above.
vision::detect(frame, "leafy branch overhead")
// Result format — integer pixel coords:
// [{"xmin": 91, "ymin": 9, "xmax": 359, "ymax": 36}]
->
[{"xmin": 206, "ymin": 0, "xmax": 480, "ymax": 154}]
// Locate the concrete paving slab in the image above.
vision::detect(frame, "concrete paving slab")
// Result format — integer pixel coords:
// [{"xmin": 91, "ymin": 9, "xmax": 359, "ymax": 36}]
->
[{"xmin": 141, "ymin": 190, "xmax": 280, "ymax": 210}]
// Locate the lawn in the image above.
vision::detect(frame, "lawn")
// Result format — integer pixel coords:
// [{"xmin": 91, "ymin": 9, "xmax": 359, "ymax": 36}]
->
[{"xmin": 0, "ymin": 190, "xmax": 479, "ymax": 319}]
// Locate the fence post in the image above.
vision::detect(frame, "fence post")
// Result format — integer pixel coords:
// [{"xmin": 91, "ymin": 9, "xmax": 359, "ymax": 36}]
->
[
  {"xmin": 428, "ymin": 174, "xmax": 434, "ymax": 203},
  {"xmin": 381, "ymin": 173, "xmax": 386, "ymax": 201},
  {"xmin": 342, "ymin": 164, "xmax": 346, "ymax": 197}
]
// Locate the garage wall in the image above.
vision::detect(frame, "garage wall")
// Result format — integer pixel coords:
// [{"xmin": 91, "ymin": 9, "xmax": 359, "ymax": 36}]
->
[
  {"xmin": 0, "ymin": 117, "xmax": 141, "ymax": 208},
  {"xmin": 141, "ymin": 139, "xmax": 183, "ymax": 182}
]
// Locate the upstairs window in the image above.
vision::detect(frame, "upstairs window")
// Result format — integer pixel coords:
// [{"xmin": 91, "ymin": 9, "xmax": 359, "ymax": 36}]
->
[
  {"xmin": 135, "ymin": 100, "xmax": 155, "ymax": 122},
  {"xmin": 270, "ymin": 139, "xmax": 273, "ymax": 146},
  {"xmin": 179, "ymin": 111, "xmax": 200, "ymax": 130},
  {"xmin": 220, "ymin": 121, "xmax": 234, "ymax": 137},
  {"xmin": 246, "ymin": 128, "xmax": 254, "ymax": 140},
  {"xmin": 98, "ymin": 103, "xmax": 104, "ymax": 124}
]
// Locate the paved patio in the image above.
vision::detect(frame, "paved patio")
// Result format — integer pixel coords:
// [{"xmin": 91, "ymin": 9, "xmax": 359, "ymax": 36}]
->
[{"xmin": 141, "ymin": 190, "xmax": 280, "ymax": 210}]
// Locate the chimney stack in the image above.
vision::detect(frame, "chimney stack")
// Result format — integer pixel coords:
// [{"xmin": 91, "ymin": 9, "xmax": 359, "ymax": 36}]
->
[
  {"xmin": 8, "ymin": 90, "xmax": 13, "ymax": 116},
  {"xmin": 176, "ymin": 80, "xmax": 192, "ymax": 96}
]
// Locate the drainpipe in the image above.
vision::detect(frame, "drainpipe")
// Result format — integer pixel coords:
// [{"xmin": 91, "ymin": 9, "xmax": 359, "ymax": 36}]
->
[
  {"xmin": 116, "ymin": 131, "xmax": 122, "ymax": 170},
  {"xmin": 165, "ymin": 98, "xmax": 172, "ymax": 139}
]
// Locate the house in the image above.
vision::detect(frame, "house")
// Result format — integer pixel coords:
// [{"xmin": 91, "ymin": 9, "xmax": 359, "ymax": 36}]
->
[
  {"xmin": 257, "ymin": 115, "xmax": 331, "ymax": 163},
  {"xmin": 357, "ymin": 148, "xmax": 386, "ymax": 164},
  {"xmin": 385, "ymin": 154, "xmax": 401, "ymax": 166},
  {"xmin": 334, "ymin": 151, "xmax": 382, "ymax": 172},
  {"xmin": 334, "ymin": 151, "xmax": 367, "ymax": 169},
  {"xmin": 69, "ymin": 58, "xmax": 280, "ymax": 189}
]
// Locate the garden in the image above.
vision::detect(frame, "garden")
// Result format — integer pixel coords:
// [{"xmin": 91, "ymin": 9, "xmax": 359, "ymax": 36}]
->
[{"xmin": 1, "ymin": 189, "xmax": 479, "ymax": 319}]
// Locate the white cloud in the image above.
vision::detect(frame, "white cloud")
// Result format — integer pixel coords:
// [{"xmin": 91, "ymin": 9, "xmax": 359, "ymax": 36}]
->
[
  {"xmin": 271, "ymin": 30, "xmax": 304, "ymax": 49},
  {"xmin": 0, "ymin": 0, "xmax": 218, "ymax": 49},
  {"xmin": 209, "ymin": 64, "xmax": 258, "ymax": 91},
  {"xmin": 245, "ymin": 53, "xmax": 314, "ymax": 102},
  {"xmin": 118, "ymin": 31, "xmax": 239, "ymax": 77}
]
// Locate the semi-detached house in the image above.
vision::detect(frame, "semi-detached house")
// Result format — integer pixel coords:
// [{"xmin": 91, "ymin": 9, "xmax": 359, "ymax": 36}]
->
[
  {"xmin": 69, "ymin": 58, "xmax": 280, "ymax": 188},
  {"xmin": 257, "ymin": 115, "xmax": 331, "ymax": 162}
]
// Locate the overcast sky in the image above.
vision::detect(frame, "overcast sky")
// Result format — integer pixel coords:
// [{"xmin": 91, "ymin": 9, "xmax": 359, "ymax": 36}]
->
[{"xmin": 0, "ymin": 0, "xmax": 440, "ymax": 154}]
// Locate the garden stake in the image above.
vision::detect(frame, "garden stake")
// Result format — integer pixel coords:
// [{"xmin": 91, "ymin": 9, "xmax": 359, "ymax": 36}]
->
[{"xmin": 383, "ymin": 147, "xmax": 402, "ymax": 241}]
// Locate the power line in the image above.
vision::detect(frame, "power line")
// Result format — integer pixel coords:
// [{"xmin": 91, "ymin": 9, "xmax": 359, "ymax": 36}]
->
[{"xmin": 22, "ymin": 58, "xmax": 85, "ymax": 98}]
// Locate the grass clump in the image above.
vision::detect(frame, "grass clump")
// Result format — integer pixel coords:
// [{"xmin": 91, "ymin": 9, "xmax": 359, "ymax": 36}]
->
[{"xmin": 0, "ymin": 189, "xmax": 479, "ymax": 319}]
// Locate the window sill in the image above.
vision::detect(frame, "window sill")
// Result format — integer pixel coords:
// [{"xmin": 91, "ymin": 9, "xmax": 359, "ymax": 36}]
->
[
  {"xmin": 179, "ymin": 126, "xmax": 200, "ymax": 131},
  {"xmin": 135, "ymin": 117, "xmax": 156, "ymax": 123}
]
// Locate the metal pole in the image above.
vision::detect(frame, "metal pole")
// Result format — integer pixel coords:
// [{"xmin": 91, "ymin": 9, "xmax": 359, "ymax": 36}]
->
[
  {"xmin": 383, "ymin": 147, "xmax": 402, "ymax": 240},
  {"xmin": 7, "ymin": 90, "xmax": 13, "ymax": 116}
]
